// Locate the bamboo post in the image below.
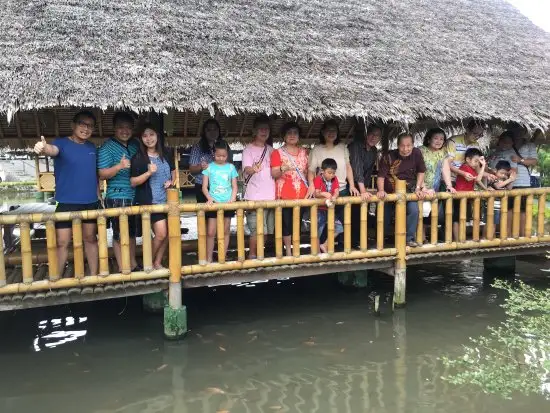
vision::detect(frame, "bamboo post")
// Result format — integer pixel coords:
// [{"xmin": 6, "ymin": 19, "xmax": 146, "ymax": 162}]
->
[
  {"xmin": 20, "ymin": 221, "xmax": 33, "ymax": 283},
  {"xmin": 236, "ymin": 209, "xmax": 245, "ymax": 262},
  {"xmin": 327, "ymin": 205, "xmax": 335, "ymax": 254},
  {"xmin": 141, "ymin": 212, "xmax": 153, "ymax": 271},
  {"xmin": 361, "ymin": 202, "xmax": 368, "ymax": 251},
  {"xmin": 459, "ymin": 198, "xmax": 467, "ymax": 242},
  {"xmin": 486, "ymin": 197, "xmax": 495, "ymax": 240},
  {"xmin": 537, "ymin": 194, "xmax": 545, "ymax": 236},
  {"xmin": 197, "ymin": 211, "xmax": 207, "ymax": 265},
  {"xmin": 310, "ymin": 205, "xmax": 318, "ymax": 255},
  {"xmin": 525, "ymin": 194, "xmax": 533, "ymax": 238},
  {"xmin": 500, "ymin": 195, "xmax": 508, "ymax": 240},
  {"xmin": 430, "ymin": 199, "xmax": 438, "ymax": 245},
  {"xmin": 416, "ymin": 200, "xmax": 423, "ymax": 245},
  {"xmin": 344, "ymin": 203, "xmax": 351, "ymax": 253},
  {"xmin": 445, "ymin": 198, "xmax": 452, "ymax": 243},
  {"xmin": 119, "ymin": 214, "xmax": 131, "ymax": 274},
  {"xmin": 97, "ymin": 215, "xmax": 109, "ymax": 276},
  {"xmin": 165, "ymin": 188, "xmax": 186, "ymax": 340},
  {"xmin": 512, "ymin": 196, "xmax": 521, "ymax": 238},
  {"xmin": 377, "ymin": 201, "xmax": 384, "ymax": 250},
  {"xmin": 45, "ymin": 220, "xmax": 58, "ymax": 281},
  {"xmin": 292, "ymin": 206, "xmax": 300, "ymax": 258},
  {"xmin": 256, "ymin": 208, "xmax": 265, "ymax": 260},
  {"xmin": 0, "ymin": 226, "xmax": 5, "ymax": 287},
  {"xmin": 216, "ymin": 209, "xmax": 225, "ymax": 264},
  {"xmin": 72, "ymin": 219, "xmax": 85, "ymax": 278},
  {"xmin": 275, "ymin": 206, "xmax": 283, "ymax": 258},
  {"xmin": 472, "ymin": 197, "xmax": 481, "ymax": 242},
  {"xmin": 394, "ymin": 180, "xmax": 407, "ymax": 308}
]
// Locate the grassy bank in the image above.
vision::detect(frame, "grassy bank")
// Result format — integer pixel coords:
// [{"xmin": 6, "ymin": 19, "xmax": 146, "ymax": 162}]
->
[{"xmin": 0, "ymin": 181, "xmax": 37, "ymax": 192}]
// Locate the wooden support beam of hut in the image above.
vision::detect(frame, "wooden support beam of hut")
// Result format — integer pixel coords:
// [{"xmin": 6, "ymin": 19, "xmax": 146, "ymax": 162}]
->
[
  {"xmin": 196, "ymin": 113, "xmax": 204, "ymax": 138},
  {"xmin": 96, "ymin": 109, "xmax": 103, "ymax": 138},
  {"xmin": 305, "ymin": 119, "xmax": 317, "ymax": 139},
  {"xmin": 183, "ymin": 111, "xmax": 188, "ymax": 138},
  {"xmin": 33, "ymin": 111, "xmax": 41, "ymax": 138},
  {"xmin": 239, "ymin": 114, "xmax": 248, "ymax": 138},
  {"xmin": 53, "ymin": 109, "xmax": 60, "ymax": 137}
]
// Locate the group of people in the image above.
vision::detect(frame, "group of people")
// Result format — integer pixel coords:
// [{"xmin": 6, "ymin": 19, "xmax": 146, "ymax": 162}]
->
[{"xmin": 34, "ymin": 111, "xmax": 539, "ymax": 275}]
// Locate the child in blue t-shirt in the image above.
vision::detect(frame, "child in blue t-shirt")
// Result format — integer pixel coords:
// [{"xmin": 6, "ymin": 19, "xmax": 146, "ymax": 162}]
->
[{"xmin": 202, "ymin": 142, "xmax": 238, "ymax": 263}]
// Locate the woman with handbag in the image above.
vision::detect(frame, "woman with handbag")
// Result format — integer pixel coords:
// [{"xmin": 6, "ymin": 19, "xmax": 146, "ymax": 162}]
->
[
  {"xmin": 271, "ymin": 122, "xmax": 314, "ymax": 256},
  {"xmin": 242, "ymin": 115, "xmax": 275, "ymax": 259}
]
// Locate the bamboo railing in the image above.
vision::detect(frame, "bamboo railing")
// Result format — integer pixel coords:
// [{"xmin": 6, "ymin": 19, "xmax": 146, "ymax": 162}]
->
[{"xmin": 0, "ymin": 186, "xmax": 549, "ymax": 297}]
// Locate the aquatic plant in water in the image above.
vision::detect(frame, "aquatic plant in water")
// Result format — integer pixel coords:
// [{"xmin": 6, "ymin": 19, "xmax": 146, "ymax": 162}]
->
[{"xmin": 441, "ymin": 280, "xmax": 550, "ymax": 399}]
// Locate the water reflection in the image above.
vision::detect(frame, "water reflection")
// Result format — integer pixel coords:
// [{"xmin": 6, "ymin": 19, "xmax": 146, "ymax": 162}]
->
[{"xmin": 34, "ymin": 316, "xmax": 88, "ymax": 351}]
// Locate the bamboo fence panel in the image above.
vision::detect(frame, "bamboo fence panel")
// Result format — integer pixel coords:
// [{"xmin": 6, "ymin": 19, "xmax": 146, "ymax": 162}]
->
[
  {"xmin": 97, "ymin": 215, "xmax": 109, "ymax": 276},
  {"xmin": 72, "ymin": 219, "xmax": 85, "ymax": 278},
  {"xmin": 141, "ymin": 213, "xmax": 153, "ymax": 271},
  {"xmin": 45, "ymin": 220, "xmax": 58, "ymax": 280},
  {"xmin": 310, "ymin": 205, "xmax": 318, "ymax": 255}
]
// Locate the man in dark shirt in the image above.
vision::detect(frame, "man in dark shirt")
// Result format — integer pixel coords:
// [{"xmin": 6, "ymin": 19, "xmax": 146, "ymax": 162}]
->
[{"xmin": 347, "ymin": 124, "xmax": 382, "ymax": 247}]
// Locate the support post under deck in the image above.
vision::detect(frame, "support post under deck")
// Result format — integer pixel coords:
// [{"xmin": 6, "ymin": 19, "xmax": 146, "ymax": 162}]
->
[{"xmin": 393, "ymin": 180, "xmax": 407, "ymax": 308}]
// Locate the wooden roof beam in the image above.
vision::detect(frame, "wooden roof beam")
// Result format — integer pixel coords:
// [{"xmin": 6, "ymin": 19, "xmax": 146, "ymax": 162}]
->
[
  {"xmin": 33, "ymin": 111, "xmax": 41, "ymax": 138},
  {"xmin": 306, "ymin": 119, "xmax": 317, "ymax": 139},
  {"xmin": 239, "ymin": 114, "xmax": 248, "ymax": 138},
  {"xmin": 53, "ymin": 109, "xmax": 60, "ymax": 137}
]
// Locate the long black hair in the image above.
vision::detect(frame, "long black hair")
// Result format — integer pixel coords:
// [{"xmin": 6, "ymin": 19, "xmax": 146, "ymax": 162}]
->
[
  {"xmin": 422, "ymin": 127, "xmax": 447, "ymax": 147},
  {"xmin": 137, "ymin": 122, "xmax": 169, "ymax": 162},
  {"xmin": 199, "ymin": 118, "xmax": 222, "ymax": 153},
  {"xmin": 319, "ymin": 119, "xmax": 340, "ymax": 145}
]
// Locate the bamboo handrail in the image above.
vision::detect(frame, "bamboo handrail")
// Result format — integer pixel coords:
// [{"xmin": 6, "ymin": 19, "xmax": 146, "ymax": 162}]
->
[
  {"xmin": 512, "ymin": 196, "xmax": 521, "ymax": 238},
  {"xmin": 141, "ymin": 212, "xmax": 153, "ymax": 271},
  {"xmin": 310, "ymin": 205, "xmax": 318, "ymax": 255},
  {"xmin": 327, "ymin": 205, "xmax": 335, "ymax": 254},
  {"xmin": 236, "ymin": 209, "xmax": 245, "ymax": 262},
  {"xmin": 97, "ymin": 215, "xmax": 109, "ymax": 276},
  {"xmin": 72, "ymin": 219, "xmax": 85, "ymax": 278},
  {"xmin": 256, "ymin": 208, "xmax": 265, "ymax": 260}
]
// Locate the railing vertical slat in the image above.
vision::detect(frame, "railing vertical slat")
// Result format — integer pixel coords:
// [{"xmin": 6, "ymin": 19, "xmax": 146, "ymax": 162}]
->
[
  {"xmin": 327, "ymin": 205, "xmax": 335, "ymax": 254},
  {"xmin": 141, "ymin": 212, "xmax": 153, "ymax": 271},
  {"xmin": 512, "ymin": 196, "xmax": 521, "ymax": 238},
  {"xmin": 537, "ymin": 194, "xmax": 545, "ymax": 236},
  {"xmin": 197, "ymin": 211, "xmax": 206, "ymax": 265},
  {"xmin": 216, "ymin": 209, "xmax": 226, "ymax": 264},
  {"xmin": 236, "ymin": 209, "xmax": 245, "ymax": 262},
  {"xmin": 45, "ymin": 220, "xmax": 58, "ymax": 280},
  {"xmin": 377, "ymin": 201, "xmax": 384, "ymax": 250},
  {"xmin": 525, "ymin": 194, "xmax": 533, "ymax": 238},
  {"xmin": 97, "ymin": 215, "xmax": 109, "ymax": 276},
  {"xmin": 0, "ymin": 226, "xmax": 5, "ymax": 286},
  {"xmin": 344, "ymin": 203, "xmax": 351, "ymax": 253},
  {"xmin": 292, "ymin": 206, "xmax": 301, "ymax": 257},
  {"xmin": 256, "ymin": 208, "xmax": 264, "ymax": 260},
  {"xmin": 119, "ymin": 214, "xmax": 131, "ymax": 274},
  {"xmin": 72, "ymin": 219, "xmax": 85, "ymax": 278},
  {"xmin": 445, "ymin": 198, "xmax": 452, "ymax": 243},
  {"xmin": 459, "ymin": 198, "xmax": 467, "ymax": 242},
  {"xmin": 486, "ymin": 197, "xmax": 495, "ymax": 241},
  {"xmin": 275, "ymin": 206, "xmax": 283, "ymax": 258},
  {"xmin": 20, "ymin": 222, "xmax": 33, "ymax": 283},
  {"xmin": 430, "ymin": 199, "xmax": 438, "ymax": 244},
  {"xmin": 472, "ymin": 198, "xmax": 480, "ymax": 242},
  {"xmin": 310, "ymin": 205, "xmax": 318, "ymax": 255},
  {"xmin": 360, "ymin": 202, "xmax": 368, "ymax": 251},
  {"xmin": 416, "ymin": 200, "xmax": 423, "ymax": 245},
  {"xmin": 500, "ymin": 195, "xmax": 508, "ymax": 240}
]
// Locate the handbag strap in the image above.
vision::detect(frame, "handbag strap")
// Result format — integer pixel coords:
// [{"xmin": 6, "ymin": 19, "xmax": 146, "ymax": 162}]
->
[
  {"xmin": 281, "ymin": 147, "xmax": 309, "ymax": 188},
  {"xmin": 244, "ymin": 145, "xmax": 268, "ymax": 185}
]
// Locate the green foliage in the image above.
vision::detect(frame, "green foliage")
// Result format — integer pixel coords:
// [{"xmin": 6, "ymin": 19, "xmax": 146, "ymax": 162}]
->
[
  {"xmin": 441, "ymin": 280, "xmax": 550, "ymax": 399},
  {"xmin": 538, "ymin": 145, "xmax": 550, "ymax": 187}
]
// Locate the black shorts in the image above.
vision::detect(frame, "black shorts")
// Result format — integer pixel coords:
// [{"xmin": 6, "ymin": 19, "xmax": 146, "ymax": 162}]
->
[
  {"xmin": 104, "ymin": 198, "xmax": 137, "ymax": 240},
  {"xmin": 55, "ymin": 201, "xmax": 100, "ymax": 229},
  {"xmin": 205, "ymin": 210, "xmax": 235, "ymax": 219},
  {"xmin": 282, "ymin": 207, "xmax": 305, "ymax": 237},
  {"xmin": 507, "ymin": 187, "xmax": 529, "ymax": 212},
  {"xmin": 452, "ymin": 199, "xmax": 472, "ymax": 223}
]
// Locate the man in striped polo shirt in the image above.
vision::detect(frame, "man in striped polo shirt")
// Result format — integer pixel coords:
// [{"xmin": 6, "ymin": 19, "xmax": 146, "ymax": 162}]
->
[{"xmin": 98, "ymin": 112, "xmax": 140, "ymax": 272}]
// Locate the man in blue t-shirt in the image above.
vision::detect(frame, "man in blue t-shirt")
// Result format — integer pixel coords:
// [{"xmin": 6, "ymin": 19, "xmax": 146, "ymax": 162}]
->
[
  {"xmin": 34, "ymin": 110, "xmax": 99, "ymax": 277},
  {"xmin": 98, "ymin": 112, "xmax": 140, "ymax": 272}
]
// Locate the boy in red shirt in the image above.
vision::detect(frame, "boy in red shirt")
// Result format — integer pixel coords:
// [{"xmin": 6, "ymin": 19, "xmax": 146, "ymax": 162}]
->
[
  {"xmin": 314, "ymin": 158, "xmax": 343, "ymax": 253},
  {"xmin": 453, "ymin": 148, "xmax": 489, "ymax": 241}
]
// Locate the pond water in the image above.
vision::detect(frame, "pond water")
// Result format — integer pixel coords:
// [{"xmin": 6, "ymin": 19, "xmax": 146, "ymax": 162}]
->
[{"xmin": 0, "ymin": 258, "xmax": 548, "ymax": 412}]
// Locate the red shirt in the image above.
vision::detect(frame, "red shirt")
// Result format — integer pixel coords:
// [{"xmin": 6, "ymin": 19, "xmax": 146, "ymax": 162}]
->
[
  {"xmin": 270, "ymin": 147, "xmax": 309, "ymax": 200},
  {"xmin": 455, "ymin": 164, "xmax": 478, "ymax": 191},
  {"xmin": 313, "ymin": 175, "xmax": 339, "ymax": 210}
]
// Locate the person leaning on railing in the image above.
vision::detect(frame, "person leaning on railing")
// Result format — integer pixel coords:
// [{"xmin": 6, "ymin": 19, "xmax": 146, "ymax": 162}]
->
[
  {"xmin": 97, "ymin": 112, "xmax": 140, "ymax": 272},
  {"xmin": 270, "ymin": 121, "xmax": 313, "ymax": 257},
  {"xmin": 242, "ymin": 115, "xmax": 275, "ymax": 259},
  {"xmin": 33, "ymin": 110, "xmax": 100, "ymax": 277},
  {"xmin": 377, "ymin": 133, "xmax": 427, "ymax": 248},
  {"xmin": 347, "ymin": 124, "xmax": 382, "ymax": 247},
  {"xmin": 130, "ymin": 123, "xmax": 176, "ymax": 270}
]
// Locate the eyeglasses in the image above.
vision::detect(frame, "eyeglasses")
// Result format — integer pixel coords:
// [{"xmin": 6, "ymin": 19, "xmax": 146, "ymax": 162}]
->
[{"xmin": 77, "ymin": 120, "xmax": 95, "ymax": 130}]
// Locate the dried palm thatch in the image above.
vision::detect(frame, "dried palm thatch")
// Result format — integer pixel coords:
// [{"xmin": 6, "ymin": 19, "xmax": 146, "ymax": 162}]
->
[{"xmin": 0, "ymin": 0, "xmax": 549, "ymax": 128}]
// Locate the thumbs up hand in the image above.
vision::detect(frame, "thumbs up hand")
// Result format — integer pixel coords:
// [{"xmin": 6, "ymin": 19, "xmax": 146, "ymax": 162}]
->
[
  {"xmin": 34, "ymin": 136, "xmax": 47, "ymax": 155},
  {"xmin": 147, "ymin": 162, "xmax": 157, "ymax": 174},
  {"xmin": 118, "ymin": 154, "xmax": 131, "ymax": 169}
]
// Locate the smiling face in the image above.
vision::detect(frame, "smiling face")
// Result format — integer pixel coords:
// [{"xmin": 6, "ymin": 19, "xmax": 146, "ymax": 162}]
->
[
  {"xmin": 429, "ymin": 133, "xmax": 445, "ymax": 150},
  {"xmin": 322, "ymin": 126, "xmax": 338, "ymax": 144},
  {"xmin": 71, "ymin": 116, "xmax": 95, "ymax": 141},
  {"xmin": 114, "ymin": 121, "xmax": 133, "ymax": 143},
  {"xmin": 284, "ymin": 128, "xmax": 300, "ymax": 145},
  {"xmin": 141, "ymin": 128, "xmax": 158, "ymax": 149}
]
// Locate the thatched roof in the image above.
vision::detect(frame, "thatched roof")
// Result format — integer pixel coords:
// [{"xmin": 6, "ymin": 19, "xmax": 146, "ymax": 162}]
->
[{"xmin": 1, "ymin": 0, "xmax": 549, "ymax": 128}]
